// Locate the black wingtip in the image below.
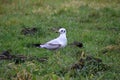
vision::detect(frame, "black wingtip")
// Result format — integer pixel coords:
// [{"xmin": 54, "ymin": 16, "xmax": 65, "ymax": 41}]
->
[
  {"xmin": 32, "ymin": 44, "xmax": 41, "ymax": 47},
  {"xmin": 26, "ymin": 43, "xmax": 41, "ymax": 48}
]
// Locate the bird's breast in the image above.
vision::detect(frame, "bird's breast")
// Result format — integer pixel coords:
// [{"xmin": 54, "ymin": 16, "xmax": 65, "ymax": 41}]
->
[{"xmin": 59, "ymin": 38, "xmax": 67, "ymax": 47}]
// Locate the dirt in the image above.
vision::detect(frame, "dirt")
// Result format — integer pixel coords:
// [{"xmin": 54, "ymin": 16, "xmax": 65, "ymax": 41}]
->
[
  {"xmin": 57, "ymin": 55, "xmax": 109, "ymax": 76},
  {"xmin": 69, "ymin": 41, "xmax": 83, "ymax": 48},
  {"xmin": 21, "ymin": 27, "xmax": 38, "ymax": 35},
  {"xmin": 101, "ymin": 45, "xmax": 120, "ymax": 54},
  {"xmin": 71, "ymin": 55, "xmax": 103, "ymax": 70},
  {"xmin": 0, "ymin": 50, "xmax": 48, "ymax": 64}
]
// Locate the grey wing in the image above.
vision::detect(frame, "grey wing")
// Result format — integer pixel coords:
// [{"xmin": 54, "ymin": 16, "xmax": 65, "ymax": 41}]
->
[
  {"xmin": 40, "ymin": 37, "xmax": 62, "ymax": 50},
  {"xmin": 41, "ymin": 43, "xmax": 61, "ymax": 50}
]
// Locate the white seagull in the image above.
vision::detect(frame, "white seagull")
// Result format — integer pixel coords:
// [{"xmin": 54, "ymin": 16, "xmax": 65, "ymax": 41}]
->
[{"xmin": 37, "ymin": 28, "xmax": 67, "ymax": 50}]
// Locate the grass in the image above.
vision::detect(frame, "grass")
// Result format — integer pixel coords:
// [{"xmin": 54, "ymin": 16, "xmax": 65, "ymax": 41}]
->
[{"xmin": 0, "ymin": 0, "xmax": 120, "ymax": 80}]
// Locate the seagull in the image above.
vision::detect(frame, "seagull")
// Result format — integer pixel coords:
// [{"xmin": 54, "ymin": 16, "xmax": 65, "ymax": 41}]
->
[{"xmin": 34, "ymin": 28, "xmax": 67, "ymax": 50}]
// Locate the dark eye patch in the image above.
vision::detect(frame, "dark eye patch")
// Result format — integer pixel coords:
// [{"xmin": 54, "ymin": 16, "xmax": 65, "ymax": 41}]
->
[
  {"xmin": 61, "ymin": 30, "xmax": 65, "ymax": 33},
  {"xmin": 61, "ymin": 30, "xmax": 63, "ymax": 32}
]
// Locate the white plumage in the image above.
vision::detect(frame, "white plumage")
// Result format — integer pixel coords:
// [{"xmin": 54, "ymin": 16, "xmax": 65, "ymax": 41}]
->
[{"xmin": 40, "ymin": 28, "xmax": 67, "ymax": 50}]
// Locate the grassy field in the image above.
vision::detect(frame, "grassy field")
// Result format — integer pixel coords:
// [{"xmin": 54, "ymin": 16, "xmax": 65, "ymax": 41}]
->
[{"xmin": 0, "ymin": 0, "xmax": 120, "ymax": 80}]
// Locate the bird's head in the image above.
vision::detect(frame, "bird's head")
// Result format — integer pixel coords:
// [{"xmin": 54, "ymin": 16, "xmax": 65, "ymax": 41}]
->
[{"xmin": 58, "ymin": 28, "xmax": 66, "ymax": 34}]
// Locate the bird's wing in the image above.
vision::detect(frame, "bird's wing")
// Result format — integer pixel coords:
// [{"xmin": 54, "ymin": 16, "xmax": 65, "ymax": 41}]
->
[
  {"xmin": 41, "ymin": 37, "xmax": 62, "ymax": 50},
  {"xmin": 40, "ymin": 43, "xmax": 61, "ymax": 50},
  {"xmin": 46, "ymin": 37, "xmax": 60, "ymax": 44}
]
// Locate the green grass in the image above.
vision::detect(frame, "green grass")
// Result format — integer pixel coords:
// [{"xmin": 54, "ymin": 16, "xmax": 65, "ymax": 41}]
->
[{"xmin": 0, "ymin": 0, "xmax": 120, "ymax": 80}]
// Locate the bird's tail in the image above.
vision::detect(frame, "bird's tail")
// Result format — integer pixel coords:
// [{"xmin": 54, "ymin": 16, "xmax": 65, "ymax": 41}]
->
[{"xmin": 39, "ymin": 44, "xmax": 45, "ymax": 48}]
